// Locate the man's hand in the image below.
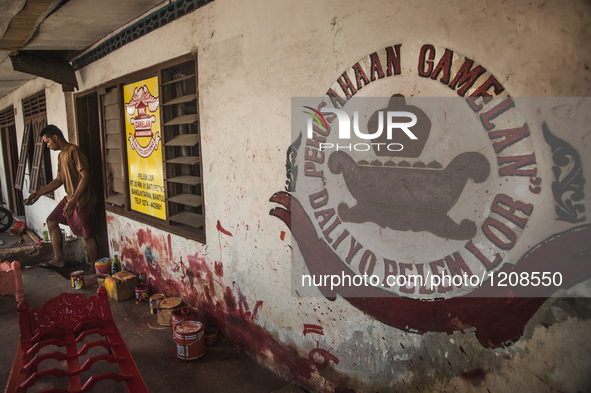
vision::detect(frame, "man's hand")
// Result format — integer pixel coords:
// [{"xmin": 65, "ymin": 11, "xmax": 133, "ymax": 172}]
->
[
  {"xmin": 24, "ymin": 193, "xmax": 40, "ymax": 205},
  {"xmin": 63, "ymin": 199, "xmax": 77, "ymax": 217}
]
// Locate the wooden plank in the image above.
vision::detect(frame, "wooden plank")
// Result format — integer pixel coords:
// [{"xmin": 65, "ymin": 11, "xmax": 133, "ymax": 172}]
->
[
  {"xmin": 112, "ymin": 179, "xmax": 125, "ymax": 194},
  {"xmin": 162, "ymin": 93, "xmax": 197, "ymax": 106},
  {"xmin": 168, "ymin": 193, "xmax": 202, "ymax": 208},
  {"xmin": 169, "ymin": 211, "xmax": 204, "ymax": 229},
  {"xmin": 104, "ymin": 104, "xmax": 119, "ymax": 121},
  {"xmin": 14, "ymin": 123, "xmax": 31, "ymax": 190},
  {"xmin": 104, "ymin": 89, "xmax": 118, "ymax": 105},
  {"xmin": 28, "ymin": 118, "xmax": 47, "ymax": 193},
  {"xmin": 166, "ymin": 176, "xmax": 201, "ymax": 186},
  {"xmin": 108, "ymin": 162, "xmax": 122, "ymax": 178},
  {"xmin": 107, "ymin": 149, "xmax": 122, "ymax": 164},
  {"xmin": 160, "ymin": 74, "xmax": 195, "ymax": 86},
  {"xmin": 163, "ymin": 114, "xmax": 198, "ymax": 127},
  {"xmin": 26, "ymin": 229, "xmax": 41, "ymax": 244},
  {"xmin": 165, "ymin": 133, "xmax": 199, "ymax": 146},
  {"xmin": 10, "ymin": 53, "xmax": 78, "ymax": 88},
  {"xmin": 106, "ymin": 136, "xmax": 120, "ymax": 149},
  {"xmin": 0, "ymin": 0, "xmax": 60, "ymax": 51},
  {"xmin": 105, "ymin": 119, "xmax": 120, "ymax": 134},
  {"xmin": 165, "ymin": 156, "xmax": 200, "ymax": 165}
]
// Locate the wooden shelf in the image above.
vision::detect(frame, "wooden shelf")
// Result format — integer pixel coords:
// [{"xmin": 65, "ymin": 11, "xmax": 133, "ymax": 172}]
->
[
  {"xmin": 167, "ymin": 175, "xmax": 201, "ymax": 186},
  {"xmin": 168, "ymin": 193, "xmax": 202, "ymax": 208},
  {"xmin": 165, "ymin": 156, "xmax": 200, "ymax": 165},
  {"xmin": 105, "ymin": 193, "xmax": 125, "ymax": 207},
  {"xmin": 162, "ymin": 93, "xmax": 197, "ymax": 106},
  {"xmin": 169, "ymin": 211, "xmax": 204, "ymax": 229},
  {"xmin": 163, "ymin": 114, "xmax": 198, "ymax": 126}
]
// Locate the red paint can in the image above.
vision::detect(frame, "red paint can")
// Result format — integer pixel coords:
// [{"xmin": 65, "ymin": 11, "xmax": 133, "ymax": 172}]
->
[
  {"xmin": 94, "ymin": 258, "xmax": 112, "ymax": 275},
  {"xmin": 204, "ymin": 328, "xmax": 219, "ymax": 346},
  {"xmin": 70, "ymin": 270, "xmax": 84, "ymax": 289},
  {"xmin": 174, "ymin": 321, "xmax": 205, "ymax": 361},
  {"xmin": 135, "ymin": 284, "xmax": 149, "ymax": 302},
  {"xmin": 171, "ymin": 306, "xmax": 199, "ymax": 332}
]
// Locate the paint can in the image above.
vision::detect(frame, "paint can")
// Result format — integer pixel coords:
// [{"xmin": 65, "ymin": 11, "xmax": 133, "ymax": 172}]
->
[
  {"xmin": 95, "ymin": 258, "xmax": 112, "ymax": 276},
  {"xmin": 71, "ymin": 270, "xmax": 85, "ymax": 289},
  {"xmin": 150, "ymin": 293, "xmax": 165, "ymax": 315},
  {"xmin": 204, "ymin": 328, "xmax": 219, "ymax": 346},
  {"xmin": 157, "ymin": 297, "xmax": 182, "ymax": 326},
  {"xmin": 174, "ymin": 321, "xmax": 205, "ymax": 361},
  {"xmin": 135, "ymin": 284, "xmax": 149, "ymax": 302},
  {"xmin": 171, "ymin": 306, "xmax": 199, "ymax": 331}
]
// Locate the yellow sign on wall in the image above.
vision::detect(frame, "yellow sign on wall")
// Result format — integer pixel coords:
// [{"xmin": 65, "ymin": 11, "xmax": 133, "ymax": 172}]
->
[{"xmin": 123, "ymin": 76, "xmax": 166, "ymax": 220}]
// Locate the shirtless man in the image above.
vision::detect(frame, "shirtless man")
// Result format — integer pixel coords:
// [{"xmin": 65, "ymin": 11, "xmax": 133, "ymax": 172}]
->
[{"xmin": 27, "ymin": 125, "xmax": 98, "ymax": 270}]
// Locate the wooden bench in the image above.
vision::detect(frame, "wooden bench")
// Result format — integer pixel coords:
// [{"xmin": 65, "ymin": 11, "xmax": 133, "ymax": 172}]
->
[
  {"xmin": 0, "ymin": 260, "xmax": 24, "ymax": 302},
  {"xmin": 4, "ymin": 287, "xmax": 149, "ymax": 393}
]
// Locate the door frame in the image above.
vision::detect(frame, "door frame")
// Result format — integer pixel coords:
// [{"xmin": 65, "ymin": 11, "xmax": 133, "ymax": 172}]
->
[
  {"xmin": 75, "ymin": 91, "xmax": 110, "ymax": 259},
  {"xmin": 1, "ymin": 122, "xmax": 24, "ymax": 215}
]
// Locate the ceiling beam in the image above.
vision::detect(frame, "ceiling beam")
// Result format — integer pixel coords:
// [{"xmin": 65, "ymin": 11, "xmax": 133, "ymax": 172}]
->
[{"xmin": 10, "ymin": 51, "xmax": 78, "ymax": 91}]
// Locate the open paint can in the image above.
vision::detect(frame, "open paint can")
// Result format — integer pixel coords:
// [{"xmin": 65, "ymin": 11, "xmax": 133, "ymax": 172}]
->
[
  {"xmin": 94, "ymin": 258, "xmax": 112, "ymax": 275},
  {"xmin": 171, "ymin": 306, "xmax": 199, "ymax": 332},
  {"xmin": 150, "ymin": 293, "xmax": 165, "ymax": 315},
  {"xmin": 157, "ymin": 297, "xmax": 182, "ymax": 326},
  {"xmin": 174, "ymin": 320, "xmax": 205, "ymax": 361}
]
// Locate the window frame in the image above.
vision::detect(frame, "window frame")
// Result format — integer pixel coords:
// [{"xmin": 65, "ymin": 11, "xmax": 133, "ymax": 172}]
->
[
  {"xmin": 96, "ymin": 54, "xmax": 206, "ymax": 243},
  {"xmin": 15, "ymin": 91, "xmax": 53, "ymax": 196}
]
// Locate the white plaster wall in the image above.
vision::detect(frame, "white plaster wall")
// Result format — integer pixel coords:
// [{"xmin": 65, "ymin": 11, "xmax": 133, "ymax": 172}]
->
[
  {"xmin": 104, "ymin": 1, "xmax": 591, "ymax": 392},
  {"xmin": 0, "ymin": 79, "xmax": 71, "ymax": 236},
  {"xmin": 2, "ymin": 0, "xmax": 591, "ymax": 392}
]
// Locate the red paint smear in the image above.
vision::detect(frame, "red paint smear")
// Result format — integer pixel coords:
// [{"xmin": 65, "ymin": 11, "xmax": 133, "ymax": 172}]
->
[
  {"xmin": 224, "ymin": 286, "xmax": 237, "ymax": 312},
  {"xmin": 168, "ymin": 234, "xmax": 173, "ymax": 261},
  {"xmin": 215, "ymin": 261, "xmax": 224, "ymax": 277},
  {"xmin": 137, "ymin": 228, "xmax": 149, "ymax": 246},
  {"xmin": 216, "ymin": 220, "xmax": 233, "ymax": 237},
  {"xmin": 309, "ymin": 348, "xmax": 339, "ymax": 371},
  {"xmin": 252, "ymin": 301, "xmax": 263, "ymax": 320},
  {"xmin": 235, "ymin": 282, "xmax": 249, "ymax": 316},
  {"xmin": 269, "ymin": 192, "xmax": 591, "ymax": 348},
  {"xmin": 120, "ymin": 232, "xmax": 322, "ymax": 388},
  {"xmin": 303, "ymin": 324, "xmax": 324, "ymax": 336},
  {"xmin": 187, "ymin": 254, "xmax": 215, "ymax": 304},
  {"xmin": 204, "ymin": 302, "xmax": 315, "ymax": 380},
  {"xmin": 280, "ymin": 230, "xmax": 286, "ymax": 241},
  {"xmin": 185, "ymin": 253, "xmax": 316, "ymax": 382},
  {"xmin": 120, "ymin": 228, "xmax": 184, "ymax": 298}
]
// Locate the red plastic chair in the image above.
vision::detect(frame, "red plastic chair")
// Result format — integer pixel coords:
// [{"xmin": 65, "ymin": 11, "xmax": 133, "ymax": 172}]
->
[
  {"xmin": 0, "ymin": 261, "xmax": 24, "ymax": 302},
  {"xmin": 4, "ymin": 287, "xmax": 149, "ymax": 393}
]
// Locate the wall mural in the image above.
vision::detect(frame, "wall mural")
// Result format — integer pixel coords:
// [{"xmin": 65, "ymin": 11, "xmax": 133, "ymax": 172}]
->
[
  {"xmin": 107, "ymin": 42, "xmax": 590, "ymax": 392},
  {"xmin": 270, "ymin": 43, "xmax": 591, "ymax": 348}
]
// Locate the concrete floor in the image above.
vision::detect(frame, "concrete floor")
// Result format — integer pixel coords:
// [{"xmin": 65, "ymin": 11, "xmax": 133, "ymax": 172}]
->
[{"xmin": 0, "ymin": 230, "xmax": 304, "ymax": 393}]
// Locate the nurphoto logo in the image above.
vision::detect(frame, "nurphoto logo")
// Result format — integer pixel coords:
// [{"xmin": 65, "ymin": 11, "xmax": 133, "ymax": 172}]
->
[{"xmin": 303, "ymin": 105, "xmax": 417, "ymax": 152}]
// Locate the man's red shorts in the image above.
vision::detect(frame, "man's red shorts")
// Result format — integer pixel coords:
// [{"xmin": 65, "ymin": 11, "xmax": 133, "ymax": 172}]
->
[{"xmin": 47, "ymin": 197, "xmax": 96, "ymax": 238}]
